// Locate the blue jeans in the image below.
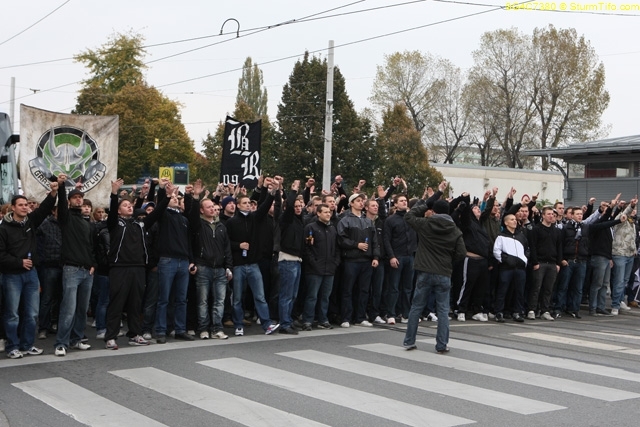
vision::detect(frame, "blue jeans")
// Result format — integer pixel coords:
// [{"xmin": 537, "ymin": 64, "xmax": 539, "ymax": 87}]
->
[
  {"xmin": 156, "ymin": 257, "xmax": 190, "ymax": 336},
  {"xmin": 55, "ymin": 266, "xmax": 93, "ymax": 349},
  {"xmin": 404, "ymin": 271, "xmax": 450, "ymax": 352},
  {"xmin": 302, "ymin": 274, "xmax": 334, "ymax": 324},
  {"xmin": 94, "ymin": 274, "xmax": 110, "ymax": 333},
  {"xmin": 556, "ymin": 261, "xmax": 587, "ymax": 312},
  {"xmin": 611, "ymin": 255, "xmax": 634, "ymax": 308},
  {"xmin": 232, "ymin": 264, "xmax": 272, "ymax": 331},
  {"xmin": 278, "ymin": 260, "xmax": 302, "ymax": 329},
  {"xmin": 195, "ymin": 266, "xmax": 227, "ymax": 333},
  {"xmin": 590, "ymin": 256, "xmax": 611, "ymax": 311},
  {"xmin": 37, "ymin": 266, "xmax": 62, "ymax": 333},
  {"xmin": 3, "ymin": 270, "xmax": 39, "ymax": 353},
  {"xmin": 386, "ymin": 256, "xmax": 414, "ymax": 318},
  {"xmin": 369, "ymin": 262, "xmax": 385, "ymax": 319}
]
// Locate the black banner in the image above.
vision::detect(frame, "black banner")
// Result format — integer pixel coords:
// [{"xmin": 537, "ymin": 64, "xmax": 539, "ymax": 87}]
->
[{"xmin": 220, "ymin": 116, "xmax": 261, "ymax": 188}]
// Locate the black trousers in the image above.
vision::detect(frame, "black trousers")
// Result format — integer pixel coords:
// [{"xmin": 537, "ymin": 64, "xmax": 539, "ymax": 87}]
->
[{"xmin": 105, "ymin": 266, "xmax": 145, "ymax": 341}]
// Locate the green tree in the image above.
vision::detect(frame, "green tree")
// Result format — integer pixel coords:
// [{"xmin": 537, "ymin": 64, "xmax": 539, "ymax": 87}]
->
[
  {"xmin": 73, "ymin": 32, "xmax": 195, "ymax": 182},
  {"xmin": 273, "ymin": 52, "xmax": 376, "ymax": 188},
  {"xmin": 531, "ymin": 25, "xmax": 610, "ymax": 169},
  {"xmin": 374, "ymin": 104, "xmax": 443, "ymax": 196},
  {"xmin": 236, "ymin": 57, "xmax": 268, "ymax": 118}
]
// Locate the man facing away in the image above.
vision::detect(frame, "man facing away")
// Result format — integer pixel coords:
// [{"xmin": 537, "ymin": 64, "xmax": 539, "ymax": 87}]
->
[{"xmin": 403, "ymin": 198, "xmax": 466, "ymax": 354}]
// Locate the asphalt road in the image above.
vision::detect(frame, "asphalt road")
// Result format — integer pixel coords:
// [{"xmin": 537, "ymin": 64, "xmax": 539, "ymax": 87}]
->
[{"xmin": 1, "ymin": 310, "xmax": 640, "ymax": 427}]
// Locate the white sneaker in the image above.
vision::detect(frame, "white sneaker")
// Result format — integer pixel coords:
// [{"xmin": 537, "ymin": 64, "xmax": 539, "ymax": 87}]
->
[
  {"xmin": 457, "ymin": 313, "xmax": 466, "ymax": 322},
  {"xmin": 401, "ymin": 317, "xmax": 409, "ymax": 324},
  {"xmin": 527, "ymin": 310, "xmax": 536, "ymax": 320},
  {"xmin": 24, "ymin": 346, "xmax": 44, "ymax": 356},
  {"xmin": 472, "ymin": 313, "xmax": 487, "ymax": 322},
  {"xmin": 128, "ymin": 335, "xmax": 150, "ymax": 346},
  {"xmin": 187, "ymin": 330, "xmax": 196, "ymax": 336},
  {"xmin": 340, "ymin": 322, "xmax": 350, "ymax": 328},
  {"xmin": 356, "ymin": 320, "xmax": 373, "ymax": 327},
  {"xmin": 91, "ymin": 320, "xmax": 96, "ymax": 328},
  {"xmin": 54, "ymin": 346, "xmax": 66, "ymax": 357},
  {"xmin": 620, "ymin": 301, "xmax": 631, "ymax": 311},
  {"xmin": 212, "ymin": 331, "xmax": 228, "ymax": 340},
  {"xmin": 96, "ymin": 331, "xmax": 106, "ymax": 340},
  {"xmin": 541, "ymin": 311, "xmax": 555, "ymax": 321},
  {"xmin": 200, "ymin": 331, "xmax": 210, "ymax": 339},
  {"xmin": 426, "ymin": 313, "xmax": 438, "ymax": 322},
  {"xmin": 142, "ymin": 332, "xmax": 152, "ymax": 340},
  {"xmin": 7, "ymin": 349, "xmax": 23, "ymax": 359},
  {"xmin": 611, "ymin": 308, "xmax": 619, "ymax": 316},
  {"xmin": 373, "ymin": 316, "xmax": 386, "ymax": 324},
  {"xmin": 235, "ymin": 328, "xmax": 244, "ymax": 336},
  {"xmin": 72, "ymin": 342, "xmax": 91, "ymax": 350},
  {"xmin": 387, "ymin": 317, "xmax": 396, "ymax": 325},
  {"xmin": 106, "ymin": 339, "xmax": 118, "ymax": 350}
]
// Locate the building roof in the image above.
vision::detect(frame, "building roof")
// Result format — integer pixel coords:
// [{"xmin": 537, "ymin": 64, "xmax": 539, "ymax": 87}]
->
[{"xmin": 524, "ymin": 135, "xmax": 640, "ymax": 162}]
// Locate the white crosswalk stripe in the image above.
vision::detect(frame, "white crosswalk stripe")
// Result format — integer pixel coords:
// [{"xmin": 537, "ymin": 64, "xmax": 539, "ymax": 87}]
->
[
  {"xmin": 445, "ymin": 339, "xmax": 640, "ymax": 383},
  {"xmin": 11, "ymin": 337, "xmax": 640, "ymax": 426},
  {"xmin": 511, "ymin": 332, "xmax": 629, "ymax": 351},
  {"xmin": 111, "ymin": 367, "xmax": 329, "ymax": 427},
  {"xmin": 199, "ymin": 357, "xmax": 475, "ymax": 427},
  {"xmin": 278, "ymin": 349, "xmax": 565, "ymax": 414},
  {"xmin": 354, "ymin": 343, "xmax": 640, "ymax": 401},
  {"xmin": 13, "ymin": 377, "xmax": 168, "ymax": 427}
]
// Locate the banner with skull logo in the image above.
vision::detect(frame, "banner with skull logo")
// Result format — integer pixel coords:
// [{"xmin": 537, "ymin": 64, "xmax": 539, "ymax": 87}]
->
[{"xmin": 20, "ymin": 104, "xmax": 118, "ymax": 205}]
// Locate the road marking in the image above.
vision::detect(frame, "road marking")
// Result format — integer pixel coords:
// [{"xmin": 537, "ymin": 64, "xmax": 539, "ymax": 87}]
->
[
  {"xmin": 0, "ymin": 327, "xmax": 380, "ymax": 369},
  {"xmin": 432, "ymin": 339, "xmax": 640, "ymax": 383},
  {"xmin": 511, "ymin": 332, "xmax": 628, "ymax": 351},
  {"xmin": 354, "ymin": 343, "xmax": 640, "ymax": 402},
  {"xmin": 13, "ymin": 377, "xmax": 167, "ymax": 426},
  {"xmin": 588, "ymin": 331, "xmax": 640, "ymax": 341},
  {"xmin": 619, "ymin": 349, "xmax": 640, "ymax": 355},
  {"xmin": 111, "ymin": 367, "xmax": 328, "ymax": 427},
  {"xmin": 279, "ymin": 349, "xmax": 564, "ymax": 414},
  {"xmin": 199, "ymin": 357, "xmax": 474, "ymax": 427}
]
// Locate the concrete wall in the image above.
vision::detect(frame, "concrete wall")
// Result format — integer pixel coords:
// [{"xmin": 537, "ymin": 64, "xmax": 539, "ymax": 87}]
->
[{"xmin": 432, "ymin": 163, "xmax": 564, "ymax": 203}]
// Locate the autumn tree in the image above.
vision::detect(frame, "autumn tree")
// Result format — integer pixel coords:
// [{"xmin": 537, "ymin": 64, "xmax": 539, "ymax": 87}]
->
[
  {"xmin": 273, "ymin": 52, "xmax": 376, "ymax": 188},
  {"xmin": 374, "ymin": 104, "xmax": 443, "ymax": 195},
  {"xmin": 467, "ymin": 28, "xmax": 538, "ymax": 169},
  {"xmin": 74, "ymin": 32, "xmax": 195, "ymax": 182},
  {"xmin": 530, "ymin": 25, "xmax": 609, "ymax": 169},
  {"xmin": 236, "ymin": 57, "xmax": 268, "ymax": 119}
]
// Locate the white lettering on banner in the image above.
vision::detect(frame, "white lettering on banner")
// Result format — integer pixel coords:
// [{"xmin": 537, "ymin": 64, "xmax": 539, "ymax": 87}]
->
[
  {"xmin": 241, "ymin": 152, "xmax": 260, "ymax": 181},
  {"xmin": 221, "ymin": 174, "xmax": 239, "ymax": 185},
  {"xmin": 228, "ymin": 123, "xmax": 251, "ymax": 156}
]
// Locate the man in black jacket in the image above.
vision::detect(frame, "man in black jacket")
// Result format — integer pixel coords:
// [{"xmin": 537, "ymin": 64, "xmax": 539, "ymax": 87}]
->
[
  {"xmin": 226, "ymin": 177, "xmax": 280, "ymax": 336},
  {"xmin": 54, "ymin": 175, "xmax": 98, "ymax": 357},
  {"xmin": 0, "ymin": 182, "xmax": 59, "ymax": 359},
  {"xmin": 189, "ymin": 179, "xmax": 233, "ymax": 340},
  {"xmin": 278, "ymin": 180, "xmax": 305, "ymax": 335},
  {"xmin": 301, "ymin": 204, "xmax": 340, "ymax": 330}
]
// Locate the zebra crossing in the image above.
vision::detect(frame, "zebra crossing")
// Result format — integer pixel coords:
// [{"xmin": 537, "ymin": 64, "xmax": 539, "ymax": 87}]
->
[{"xmin": 11, "ymin": 335, "xmax": 640, "ymax": 426}]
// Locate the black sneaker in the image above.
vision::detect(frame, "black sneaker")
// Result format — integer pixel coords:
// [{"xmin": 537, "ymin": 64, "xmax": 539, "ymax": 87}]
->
[
  {"xmin": 572, "ymin": 311, "xmax": 582, "ymax": 319},
  {"xmin": 301, "ymin": 323, "xmax": 312, "ymax": 331},
  {"xmin": 317, "ymin": 322, "xmax": 333, "ymax": 330},
  {"xmin": 552, "ymin": 311, "xmax": 562, "ymax": 319},
  {"xmin": 495, "ymin": 313, "xmax": 505, "ymax": 323},
  {"xmin": 596, "ymin": 308, "xmax": 613, "ymax": 316},
  {"xmin": 512, "ymin": 313, "xmax": 524, "ymax": 323},
  {"xmin": 279, "ymin": 326, "xmax": 299, "ymax": 335},
  {"xmin": 156, "ymin": 335, "xmax": 166, "ymax": 344},
  {"xmin": 174, "ymin": 332, "xmax": 195, "ymax": 341}
]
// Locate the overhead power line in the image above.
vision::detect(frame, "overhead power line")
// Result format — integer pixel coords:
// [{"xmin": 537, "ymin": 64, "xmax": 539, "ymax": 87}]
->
[{"xmin": 0, "ymin": 0, "xmax": 72, "ymax": 47}]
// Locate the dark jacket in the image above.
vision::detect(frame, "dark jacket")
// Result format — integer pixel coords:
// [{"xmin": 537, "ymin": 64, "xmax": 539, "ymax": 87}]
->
[
  {"xmin": 188, "ymin": 202, "xmax": 233, "ymax": 270},
  {"xmin": 529, "ymin": 222, "xmax": 562, "ymax": 266},
  {"xmin": 226, "ymin": 192, "xmax": 275, "ymax": 266},
  {"xmin": 405, "ymin": 204, "xmax": 466, "ymax": 276},
  {"xmin": 58, "ymin": 194, "xmax": 97, "ymax": 269},
  {"xmin": 107, "ymin": 188, "xmax": 168, "ymax": 267},
  {"xmin": 93, "ymin": 220, "xmax": 110, "ymax": 275},
  {"xmin": 303, "ymin": 218, "xmax": 341, "ymax": 276},
  {"xmin": 589, "ymin": 207, "xmax": 621, "ymax": 259},
  {"xmin": 561, "ymin": 220, "xmax": 589, "ymax": 261},
  {"xmin": 337, "ymin": 211, "xmax": 380, "ymax": 262},
  {"xmin": 36, "ymin": 215, "xmax": 62, "ymax": 267},
  {"xmin": 383, "ymin": 210, "xmax": 417, "ymax": 259},
  {"xmin": 454, "ymin": 195, "xmax": 491, "ymax": 258},
  {"xmin": 279, "ymin": 189, "xmax": 304, "ymax": 258},
  {"xmin": 0, "ymin": 193, "xmax": 57, "ymax": 274}
]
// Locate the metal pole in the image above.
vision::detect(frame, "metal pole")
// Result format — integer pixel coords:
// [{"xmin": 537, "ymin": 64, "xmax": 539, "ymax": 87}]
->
[{"xmin": 322, "ymin": 40, "xmax": 334, "ymax": 191}]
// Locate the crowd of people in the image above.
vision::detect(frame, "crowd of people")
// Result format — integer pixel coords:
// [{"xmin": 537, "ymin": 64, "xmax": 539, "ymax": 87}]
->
[{"xmin": 1, "ymin": 172, "xmax": 639, "ymax": 359}]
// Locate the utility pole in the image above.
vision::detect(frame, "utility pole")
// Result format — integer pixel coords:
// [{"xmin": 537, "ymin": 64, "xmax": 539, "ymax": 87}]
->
[{"xmin": 322, "ymin": 40, "xmax": 334, "ymax": 191}]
